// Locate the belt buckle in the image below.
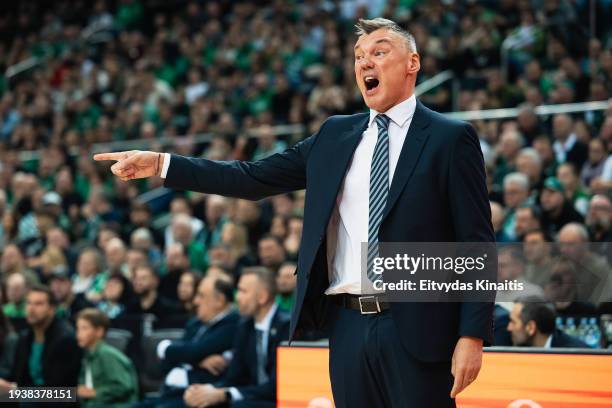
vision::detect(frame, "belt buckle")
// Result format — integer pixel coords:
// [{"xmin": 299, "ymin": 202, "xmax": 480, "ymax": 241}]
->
[{"xmin": 358, "ymin": 296, "xmax": 380, "ymax": 314}]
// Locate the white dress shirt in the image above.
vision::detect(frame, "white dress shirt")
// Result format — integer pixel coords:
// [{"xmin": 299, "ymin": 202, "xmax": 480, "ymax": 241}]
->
[
  {"xmin": 325, "ymin": 94, "xmax": 417, "ymax": 295},
  {"xmin": 161, "ymin": 95, "xmax": 418, "ymax": 296},
  {"xmin": 553, "ymin": 133, "xmax": 577, "ymax": 164}
]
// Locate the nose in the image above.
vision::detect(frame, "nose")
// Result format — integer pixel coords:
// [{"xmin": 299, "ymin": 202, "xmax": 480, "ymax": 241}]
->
[{"xmin": 358, "ymin": 56, "xmax": 374, "ymax": 69}]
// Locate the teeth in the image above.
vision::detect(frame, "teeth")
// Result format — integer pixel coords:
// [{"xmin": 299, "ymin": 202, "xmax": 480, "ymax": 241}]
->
[{"xmin": 365, "ymin": 76, "xmax": 374, "ymax": 81}]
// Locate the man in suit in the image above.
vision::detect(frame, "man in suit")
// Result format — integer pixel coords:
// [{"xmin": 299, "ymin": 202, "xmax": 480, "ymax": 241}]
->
[
  {"xmin": 507, "ymin": 296, "xmax": 588, "ymax": 348},
  {"xmin": 183, "ymin": 266, "xmax": 290, "ymax": 407},
  {"xmin": 95, "ymin": 17, "xmax": 494, "ymax": 408},
  {"xmin": 136, "ymin": 274, "xmax": 240, "ymax": 408}
]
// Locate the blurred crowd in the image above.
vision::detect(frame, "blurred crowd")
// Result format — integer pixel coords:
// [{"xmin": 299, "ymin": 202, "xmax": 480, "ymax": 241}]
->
[{"xmin": 0, "ymin": 0, "xmax": 611, "ymax": 406}]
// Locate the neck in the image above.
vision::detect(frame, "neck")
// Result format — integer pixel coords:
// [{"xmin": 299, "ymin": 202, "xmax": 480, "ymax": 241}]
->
[
  {"xmin": 255, "ymin": 302, "xmax": 274, "ymax": 324},
  {"xmin": 33, "ymin": 318, "xmax": 53, "ymax": 342},
  {"xmin": 141, "ymin": 290, "xmax": 157, "ymax": 309},
  {"xmin": 531, "ymin": 332, "xmax": 551, "ymax": 347},
  {"xmin": 86, "ymin": 339, "xmax": 101, "ymax": 352}
]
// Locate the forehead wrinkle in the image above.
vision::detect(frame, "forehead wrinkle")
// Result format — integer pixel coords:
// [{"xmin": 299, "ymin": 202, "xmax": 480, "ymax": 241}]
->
[{"xmin": 355, "ymin": 36, "xmax": 396, "ymax": 51}]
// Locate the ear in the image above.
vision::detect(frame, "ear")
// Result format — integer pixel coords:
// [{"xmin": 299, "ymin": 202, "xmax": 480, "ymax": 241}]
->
[
  {"xmin": 407, "ymin": 52, "xmax": 420, "ymax": 75},
  {"xmin": 525, "ymin": 320, "xmax": 537, "ymax": 336}
]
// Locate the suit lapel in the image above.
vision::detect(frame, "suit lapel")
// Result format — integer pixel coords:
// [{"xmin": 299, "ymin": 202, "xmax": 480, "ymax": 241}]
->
[
  {"xmin": 382, "ymin": 101, "xmax": 431, "ymax": 220},
  {"xmin": 319, "ymin": 113, "xmax": 369, "ymax": 223}
]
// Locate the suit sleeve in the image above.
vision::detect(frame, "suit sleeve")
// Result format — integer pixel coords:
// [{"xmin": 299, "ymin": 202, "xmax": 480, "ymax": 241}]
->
[
  {"xmin": 164, "ymin": 125, "xmax": 325, "ymax": 200},
  {"xmin": 163, "ymin": 322, "xmax": 236, "ymax": 366},
  {"xmin": 214, "ymin": 323, "xmax": 250, "ymax": 389},
  {"xmin": 448, "ymin": 123, "xmax": 495, "ymax": 346}
]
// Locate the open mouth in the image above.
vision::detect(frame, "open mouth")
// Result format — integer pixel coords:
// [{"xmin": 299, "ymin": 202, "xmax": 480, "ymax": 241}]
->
[{"xmin": 364, "ymin": 76, "xmax": 380, "ymax": 92}]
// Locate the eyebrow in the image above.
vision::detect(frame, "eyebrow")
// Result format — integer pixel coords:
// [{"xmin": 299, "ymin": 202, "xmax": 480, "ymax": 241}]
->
[{"xmin": 354, "ymin": 38, "xmax": 394, "ymax": 50}]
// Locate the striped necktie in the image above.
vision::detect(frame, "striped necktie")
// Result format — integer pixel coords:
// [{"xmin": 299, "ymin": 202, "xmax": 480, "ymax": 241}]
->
[{"xmin": 367, "ymin": 114, "xmax": 390, "ymax": 284}]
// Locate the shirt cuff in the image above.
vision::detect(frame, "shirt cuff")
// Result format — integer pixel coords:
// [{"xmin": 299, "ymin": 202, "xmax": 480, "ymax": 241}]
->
[
  {"xmin": 157, "ymin": 339, "xmax": 172, "ymax": 359},
  {"xmin": 222, "ymin": 350, "xmax": 233, "ymax": 362},
  {"xmin": 228, "ymin": 387, "xmax": 243, "ymax": 401},
  {"xmin": 165, "ymin": 367, "xmax": 189, "ymax": 388},
  {"xmin": 160, "ymin": 153, "xmax": 171, "ymax": 178}
]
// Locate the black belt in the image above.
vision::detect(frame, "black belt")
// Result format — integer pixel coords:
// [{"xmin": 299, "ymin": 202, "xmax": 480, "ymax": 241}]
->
[{"xmin": 332, "ymin": 294, "xmax": 390, "ymax": 314}]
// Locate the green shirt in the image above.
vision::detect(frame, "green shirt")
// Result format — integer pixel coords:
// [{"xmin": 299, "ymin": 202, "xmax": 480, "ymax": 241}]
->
[
  {"xmin": 3, "ymin": 301, "xmax": 26, "ymax": 318},
  {"xmin": 79, "ymin": 341, "xmax": 139, "ymax": 407},
  {"xmin": 29, "ymin": 341, "xmax": 44, "ymax": 386},
  {"xmin": 276, "ymin": 293, "xmax": 295, "ymax": 313}
]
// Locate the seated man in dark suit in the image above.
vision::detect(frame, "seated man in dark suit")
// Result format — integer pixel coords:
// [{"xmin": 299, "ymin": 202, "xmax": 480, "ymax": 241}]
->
[
  {"xmin": 136, "ymin": 274, "xmax": 239, "ymax": 408},
  {"xmin": 184, "ymin": 266, "xmax": 290, "ymax": 408},
  {"xmin": 507, "ymin": 295, "xmax": 588, "ymax": 348}
]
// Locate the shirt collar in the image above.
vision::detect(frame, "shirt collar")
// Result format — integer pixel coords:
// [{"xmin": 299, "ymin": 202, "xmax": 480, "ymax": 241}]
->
[
  {"xmin": 544, "ymin": 334, "xmax": 553, "ymax": 349},
  {"xmin": 255, "ymin": 303, "xmax": 278, "ymax": 333},
  {"xmin": 368, "ymin": 94, "xmax": 417, "ymax": 128},
  {"xmin": 554, "ymin": 133, "xmax": 577, "ymax": 152},
  {"xmin": 207, "ymin": 307, "xmax": 233, "ymax": 327}
]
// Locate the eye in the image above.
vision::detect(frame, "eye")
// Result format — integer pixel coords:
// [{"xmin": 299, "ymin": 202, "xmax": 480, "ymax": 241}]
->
[
  {"xmin": 375, "ymin": 50, "xmax": 386, "ymax": 56},
  {"xmin": 355, "ymin": 55, "xmax": 363, "ymax": 61}
]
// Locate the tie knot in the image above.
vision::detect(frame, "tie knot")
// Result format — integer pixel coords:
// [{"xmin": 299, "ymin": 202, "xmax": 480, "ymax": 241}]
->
[{"xmin": 375, "ymin": 114, "xmax": 390, "ymax": 131}]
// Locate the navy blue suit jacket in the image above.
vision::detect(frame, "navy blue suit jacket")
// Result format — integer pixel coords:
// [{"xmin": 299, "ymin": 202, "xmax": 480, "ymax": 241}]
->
[
  {"xmin": 215, "ymin": 307, "xmax": 290, "ymax": 402},
  {"xmin": 164, "ymin": 100, "xmax": 495, "ymax": 362},
  {"xmin": 162, "ymin": 310, "xmax": 240, "ymax": 384}
]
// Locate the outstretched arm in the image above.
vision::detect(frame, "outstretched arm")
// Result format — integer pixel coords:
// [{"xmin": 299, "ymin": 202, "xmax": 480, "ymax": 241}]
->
[{"xmin": 94, "ymin": 129, "xmax": 321, "ymax": 201}]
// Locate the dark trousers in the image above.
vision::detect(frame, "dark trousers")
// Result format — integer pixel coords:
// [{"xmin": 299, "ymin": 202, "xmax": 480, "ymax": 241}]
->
[{"xmin": 328, "ymin": 302, "xmax": 456, "ymax": 408}]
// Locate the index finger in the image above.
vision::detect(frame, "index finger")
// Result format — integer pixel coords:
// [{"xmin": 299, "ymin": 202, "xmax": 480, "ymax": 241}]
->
[{"xmin": 93, "ymin": 152, "xmax": 127, "ymax": 161}]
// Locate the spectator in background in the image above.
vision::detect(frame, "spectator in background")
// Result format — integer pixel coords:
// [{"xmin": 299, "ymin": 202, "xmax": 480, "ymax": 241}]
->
[
  {"xmin": 49, "ymin": 270, "xmax": 93, "ymax": 321},
  {"xmin": 532, "ymin": 135, "xmax": 558, "ymax": 179},
  {"xmin": 132, "ymin": 264, "xmax": 182, "ymax": 320},
  {"xmin": 103, "ymin": 237, "xmax": 129, "ymax": 277},
  {"xmin": 586, "ymin": 194, "xmax": 612, "ymax": 261},
  {"xmin": 125, "ymin": 248, "xmax": 149, "ymax": 279},
  {"xmin": 496, "ymin": 246, "xmax": 544, "ymax": 303},
  {"xmin": 284, "ymin": 215, "xmax": 303, "ymax": 260},
  {"xmin": 556, "ymin": 163, "xmax": 590, "ymax": 215},
  {"xmin": 171, "ymin": 214, "xmax": 206, "ymax": 273},
  {"xmin": 0, "ymin": 286, "xmax": 81, "ymax": 390},
  {"xmin": 552, "ymin": 114, "xmax": 588, "ymax": 169},
  {"xmin": 501, "ymin": 172, "xmax": 532, "ymax": 241},
  {"xmin": 523, "ymin": 229, "xmax": 555, "ymax": 288},
  {"xmin": 0, "ymin": 308, "xmax": 18, "ymax": 379},
  {"xmin": 177, "ymin": 270, "xmax": 201, "ymax": 315},
  {"xmin": 490, "ymin": 201, "xmax": 511, "ymax": 242},
  {"xmin": 76, "ymin": 308, "xmax": 139, "ymax": 406},
  {"xmin": 184, "ymin": 267, "xmax": 290, "ymax": 408},
  {"xmin": 73, "ymin": 247, "xmax": 107, "ymax": 303},
  {"xmin": 220, "ymin": 222, "xmax": 256, "ymax": 279},
  {"xmin": 514, "ymin": 205, "xmax": 542, "ymax": 241},
  {"xmin": 539, "ymin": 177, "xmax": 584, "ymax": 237},
  {"xmin": 3, "ymin": 272, "xmax": 28, "ymax": 318},
  {"xmin": 202, "ymin": 195, "xmax": 229, "ymax": 251},
  {"xmin": 581, "ymin": 138, "xmax": 608, "ymax": 188},
  {"xmin": 558, "ymin": 223, "xmax": 612, "ymax": 305},
  {"xmin": 544, "ymin": 258, "xmax": 597, "ymax": 316},
  {"xmin": 276, "ymin": 262, "xmax": 297, "ymax": 313},
  {"xmin": 252, "ymin": 125, "xmax": 287, "ymax": 161},
  {"xmin": 161, "ymin": 243, "xmax": 191, "ymax": 302},
  {"xmin": 97, "ymin": 273, "xmax": 135, "ymax": 319},
  {"xmin": 130, "ymin": 228, "xmax": 163, "ymax": 270},
  {"xmin": 507, "ymin": 296, "xmax": 587, "ymax": 348},
  {"xmin": 257, "ymin": 235, "xmax": 286, "ymax": 272},
  {"xmin": 0, "ymin": 243, "xmax": 39, "ymax": 286},
  {"xmin": 143, "ymin": 275, "xmax": 239, "ymax": 408},
  {"xmin": 164, "ymin": 197, "xmax": 204, "ymax": 249},
  {"xmin": 516, "ymin": 147, "xmax": 543, "ymax": 190},
  {"xmin": 493, "ymin": 130, "xmax": 524, "ymax": 186}
]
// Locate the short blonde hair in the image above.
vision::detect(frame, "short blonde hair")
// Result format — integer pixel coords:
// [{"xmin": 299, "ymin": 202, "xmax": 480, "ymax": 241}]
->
[{"xmin": 355, "ymin": 18, "xmax": 417, "ymax": 52}]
